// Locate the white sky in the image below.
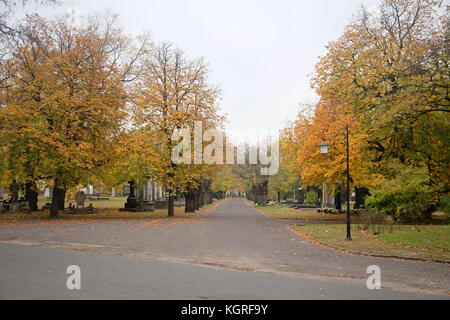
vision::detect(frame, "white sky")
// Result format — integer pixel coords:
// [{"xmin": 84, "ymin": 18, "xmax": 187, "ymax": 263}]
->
[{"xmin": 18, "ymin": 0, "xmax": 379, "ymax": 133}]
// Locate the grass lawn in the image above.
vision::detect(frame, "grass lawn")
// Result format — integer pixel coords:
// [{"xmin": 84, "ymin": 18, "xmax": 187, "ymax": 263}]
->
[
  {"xmin": 0, "ymin": 198, "xmax": 219, "ymax": 224},
  {"xmin": 37, "ymin": 196, "xmax": 128, "ymax": 210},
  {"xmin": 292, "ymin": 224, "xmax": 450, "ymax": 262},
  {"xmin": 257, "ymin": 205, "xmax": 363, "ymax": 223},
  {"xmin": 258, "ymin": 205, "xmax": 448, "ymax": 224}
]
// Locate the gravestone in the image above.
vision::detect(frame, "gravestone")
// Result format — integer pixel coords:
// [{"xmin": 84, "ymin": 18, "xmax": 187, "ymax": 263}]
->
[
  {"xmin": 9, "ymin": 202, "xmax": 20, "ymax": 213},
  {"xmin": 124, "ymin": 180, "xmax": 138, "ymax": 209},
  {"xmin": 44, "ymin": 188, "xmax": 52, "ymax": 199},
  {"xmin": 154, "ymin": 200, "xmax": 168, "ymax": 209},
  {"xmin": 75, "ymin": 191, "xmax": 86, "ymax": 209},
  {"xmin": 5, "ymin": 180, "xmax": 21, "ymax": 213},
  {"xmin": 66, "ymin": 191, "xmax": 95, "ymax": 214},
  {"xmin": 9, "ymin": 180, "xmax": 19, "ymax": 203},
  {"xmin": 120, "ymin": 180, "xmax": 154, "ymax": 212},
  {"xmin": 138, "ymin": 200, "xmax": 154, "ymax": 212}
]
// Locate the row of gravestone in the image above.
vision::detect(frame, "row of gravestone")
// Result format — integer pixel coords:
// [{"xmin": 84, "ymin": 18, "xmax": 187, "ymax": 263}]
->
[
  {"xmin": 120, "ymin": 181, "xmax": 155, "ymax": 212},
  {"xmin": 39, "ymin": 191, "xmax": 98, "ymax": 214},
  {"xmin": 0, "ymin": 180, "xmax": 29, "ymax": 213},
  {"xmin": 70, "ymin": 182, "xmax": 157, "ymax": 213},
  {"xmin": 1, "ymin": 181, "xmax": 161, "ymax": 214}
]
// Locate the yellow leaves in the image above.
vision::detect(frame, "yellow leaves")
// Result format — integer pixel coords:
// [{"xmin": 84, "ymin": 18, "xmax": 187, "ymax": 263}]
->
[
  {"xmin": 289, "ymin": 99, "xmax": 373, "ymax": 188},
  {"xmin": 125, "ymin": 43, "xmax": 223, "ymax": 193},
  {"xmin": 0, "ymin": 14, "xmax": 132, "ymax": 189},
  {"xmin": 210, "ymin": 166, "xmax": 244, "ymax": 193},
  {"xmin": 295, "ymin": 0, "xmax": 449, "ymax": 196}
]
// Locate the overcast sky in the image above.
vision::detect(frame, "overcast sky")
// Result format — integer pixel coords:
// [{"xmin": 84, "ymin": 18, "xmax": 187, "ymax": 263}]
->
[{"xmin": 19, "ymin": 0, "xmax": 379, "ymax": 133}]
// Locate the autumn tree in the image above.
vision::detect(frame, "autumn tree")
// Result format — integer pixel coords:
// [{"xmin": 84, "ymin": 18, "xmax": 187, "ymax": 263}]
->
[
  {"xmin": 291, "ymin": 102, "xmax": 373, "ymax": 192},
  {"xmin": 210, "ymin": 165, "xmax": 244, "ymax": 199},
  {"xmin": 268, "ymin": 126, "xmax": 299, "ymax": 203},
  {"xmin": 0, "ymin": 13, "xmax": 148, "ymax": 216},
  {"xmin": 132, "ymin": 42, "xmax": 222, "ymax": 216},
  {"xmin": 233, "ymin": 161, "xmax": 268, "ymax": 206},
  {"xmin": 0, "ymin": 0, "xmax": 60, "ymax": 35},
  {"xmin": 268, "ymin": 163, "xmax": 298, "ymax": 203},
  {"xmin": 302, "ymin": 0, "xmax": 449, "ymax": 220}
]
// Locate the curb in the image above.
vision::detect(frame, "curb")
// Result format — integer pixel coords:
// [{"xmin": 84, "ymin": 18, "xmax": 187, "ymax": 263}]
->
[{"xmin": 288, "ymin": 226, "xmax": 450, "ymax": 265}]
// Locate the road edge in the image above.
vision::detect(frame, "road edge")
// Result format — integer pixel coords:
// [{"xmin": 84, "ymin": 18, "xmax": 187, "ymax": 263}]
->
[{"xmin": 288, "ymin": 226, "xmax": 450, "ymax": 265}]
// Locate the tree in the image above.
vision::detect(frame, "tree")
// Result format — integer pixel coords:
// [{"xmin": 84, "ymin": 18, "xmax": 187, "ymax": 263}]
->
[
  {"xmin": 308, "ymin": 0, "xmax": 449, "ymax": 219},
  {"xmin": 0, "ymin": 0, "xmax": 60, "ymax": 35},
  {"xmin": 268, "ymin": 132, "xmax": 298, "ymax": 203},
  {"xmin": 0, "ymin": 13, "xmax": 148, "ymax": 216},
  {"xmin": 288, "ymin": 102, "xmax": 373, "ymax": 197},
  {"xmin": 132, "ymin": 42, "xmax": 222, "ymax": 216},
  {"xmin": 210, "ymin": 165, "xmax": 244, "ymax": 199},
  {"xmin": 233, "ymin": 159, "xmax": 269, "ymax": 206}
]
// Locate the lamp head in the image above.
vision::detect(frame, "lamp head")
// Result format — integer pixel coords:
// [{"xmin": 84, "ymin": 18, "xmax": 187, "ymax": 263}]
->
[{"xmin": 319, "ymin": 141, "xmax": 330, "ymax": 154}]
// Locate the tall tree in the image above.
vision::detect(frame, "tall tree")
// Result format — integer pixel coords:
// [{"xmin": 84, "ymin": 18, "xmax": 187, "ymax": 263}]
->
[
  {"xmin": 133, "ymin": 42, "xmax": 222, "ymax": 216},
  {"xmin": 0, "ymin": 13, "xmax": 148, "ymax": 216},
  {"xmin": 0, "ymin": 0, "xmax": 59, "ymax": 35},
  {"xmin": 308, "ymin": 0, "xmax": 449, "ymax": 219}
]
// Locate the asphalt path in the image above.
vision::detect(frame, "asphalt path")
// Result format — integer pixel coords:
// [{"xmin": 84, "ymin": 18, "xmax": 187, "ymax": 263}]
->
[
  {"xmin": 0, "ymin": 244, "xmax": 446, "ymax": 300},
  {"xmin": 0, "ymin": 199, "xmax": 448, "ymax": 299}
]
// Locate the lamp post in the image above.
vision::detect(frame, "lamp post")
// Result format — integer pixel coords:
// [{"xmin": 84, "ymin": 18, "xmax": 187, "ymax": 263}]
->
[
  {"xmin": 320, "ymin": 125, "xmax": 352, "ymax": 241},
  {"xmin": 298, "ymin": 187, "xmax": 304, "ymax": 204}
]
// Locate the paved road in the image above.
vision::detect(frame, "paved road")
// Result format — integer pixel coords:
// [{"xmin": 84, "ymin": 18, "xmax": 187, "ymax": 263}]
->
[
  {"xmin": 0, "ymin": 244, "xmax": 446, "ymax": 300},
  {"xmin": 0, "ymin": 199, "xmax": 449, "ymax": 298}
]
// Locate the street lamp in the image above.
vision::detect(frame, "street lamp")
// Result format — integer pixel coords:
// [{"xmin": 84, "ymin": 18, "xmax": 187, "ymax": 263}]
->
[
  {"xmin": 319, "ymin": 141, "xmax": 330, "ymax": 155},
  {"xmin": 319, "ymin": 125, "xmax": 352, "ymax": 241}
]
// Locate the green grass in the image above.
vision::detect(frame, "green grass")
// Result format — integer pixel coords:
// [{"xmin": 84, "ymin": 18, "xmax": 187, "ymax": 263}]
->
[
  {"xmin": 38, "ymin": 197, "xmax": 128, "ymax": 210},
  {"xmin": 379, "ymin": 226, "xmax": 449, "ymax": 250},
  {"xmin": 293, "ymin": 224, "xmax": 450, "ymax": 261},
  {"xmin": 259, "ymin": 205, "xmax": 447, "ymax": 224},
  {"xmin": 258, "ymin": 205, "xmax": 362, "ymax": 222},
  {"xmin": 0, "ymin": 208, "xmax": 182, "ymax": 223}
]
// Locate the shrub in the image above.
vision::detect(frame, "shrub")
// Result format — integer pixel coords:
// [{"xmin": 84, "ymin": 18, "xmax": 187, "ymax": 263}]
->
[
  {"xmin": 305, "ymin": 191, "xmax": 318, "ymax": 206},
  {"xmin": 366, "ymin": 164, "xmax": 442, "ymax": 223},
  {"xmin": 437, "ymin": 194, "xmax": 450, "ymax": 214},
  {"xmin": 360, "ymin": 210, "xmax": 393, "ymax": 235}
]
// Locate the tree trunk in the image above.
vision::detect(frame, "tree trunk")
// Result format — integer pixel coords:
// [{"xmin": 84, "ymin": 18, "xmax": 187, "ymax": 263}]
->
[
  {"xmin": 355, "ymin": 187, "xmax": 370, "ymax": 209},
  {"xmin": 194, "ymin": 188, "xmax": 201, "ymax": 211},
  {"xmin": 185, "ymin": 190, "xmax": 195, "ymax": 213},
  {"xmin": 50, "ymin": 192, "xmax": 59, "ymax": 217},
  {"xmin": 277, "ymin": 191, "xmax": 281, "ymax": 203},
  {"xmin": 25, "ymin": 182, "xmax": 39, "ymax": 212},
  {"xmin": 335, "ymin": 189, "xmax": 342, "ymax": 212},
  {"xmin": 423, "ymin": 205, "xmax": 435, "ymax": 220},
  {"xmin": 255, "ymin": 181, "xmax": 268, "ymax": 206},
  {"xmin": 192, "ymin": 192, "xmax": 197, "ymax": 211},
  {"xmin": 50, "ymin": 179, "xmax": 64, "ymax": 217},
  {"xmin": 200, "ymin": 188, "xmax": 205, "ymax": 208},
  {"xmin": 59, "ymin": 188, "xmax": 66, "ymax": 210},
  {"xmin": 168, "ymin": 193, "xmax": 175, "ymax": 217},
  {"xmin": 185, "ymin": 193, "xmax": 190, "ymax": 213}
]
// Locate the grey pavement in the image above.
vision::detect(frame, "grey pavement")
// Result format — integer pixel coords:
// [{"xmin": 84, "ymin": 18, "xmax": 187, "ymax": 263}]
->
[
  {"xmin": 0, "ymin": 199, "xmax": 448, "ymax": 298},
  {"xmin": 0, "ymin": 244, "xmax": 447, "ymax": 300}
]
